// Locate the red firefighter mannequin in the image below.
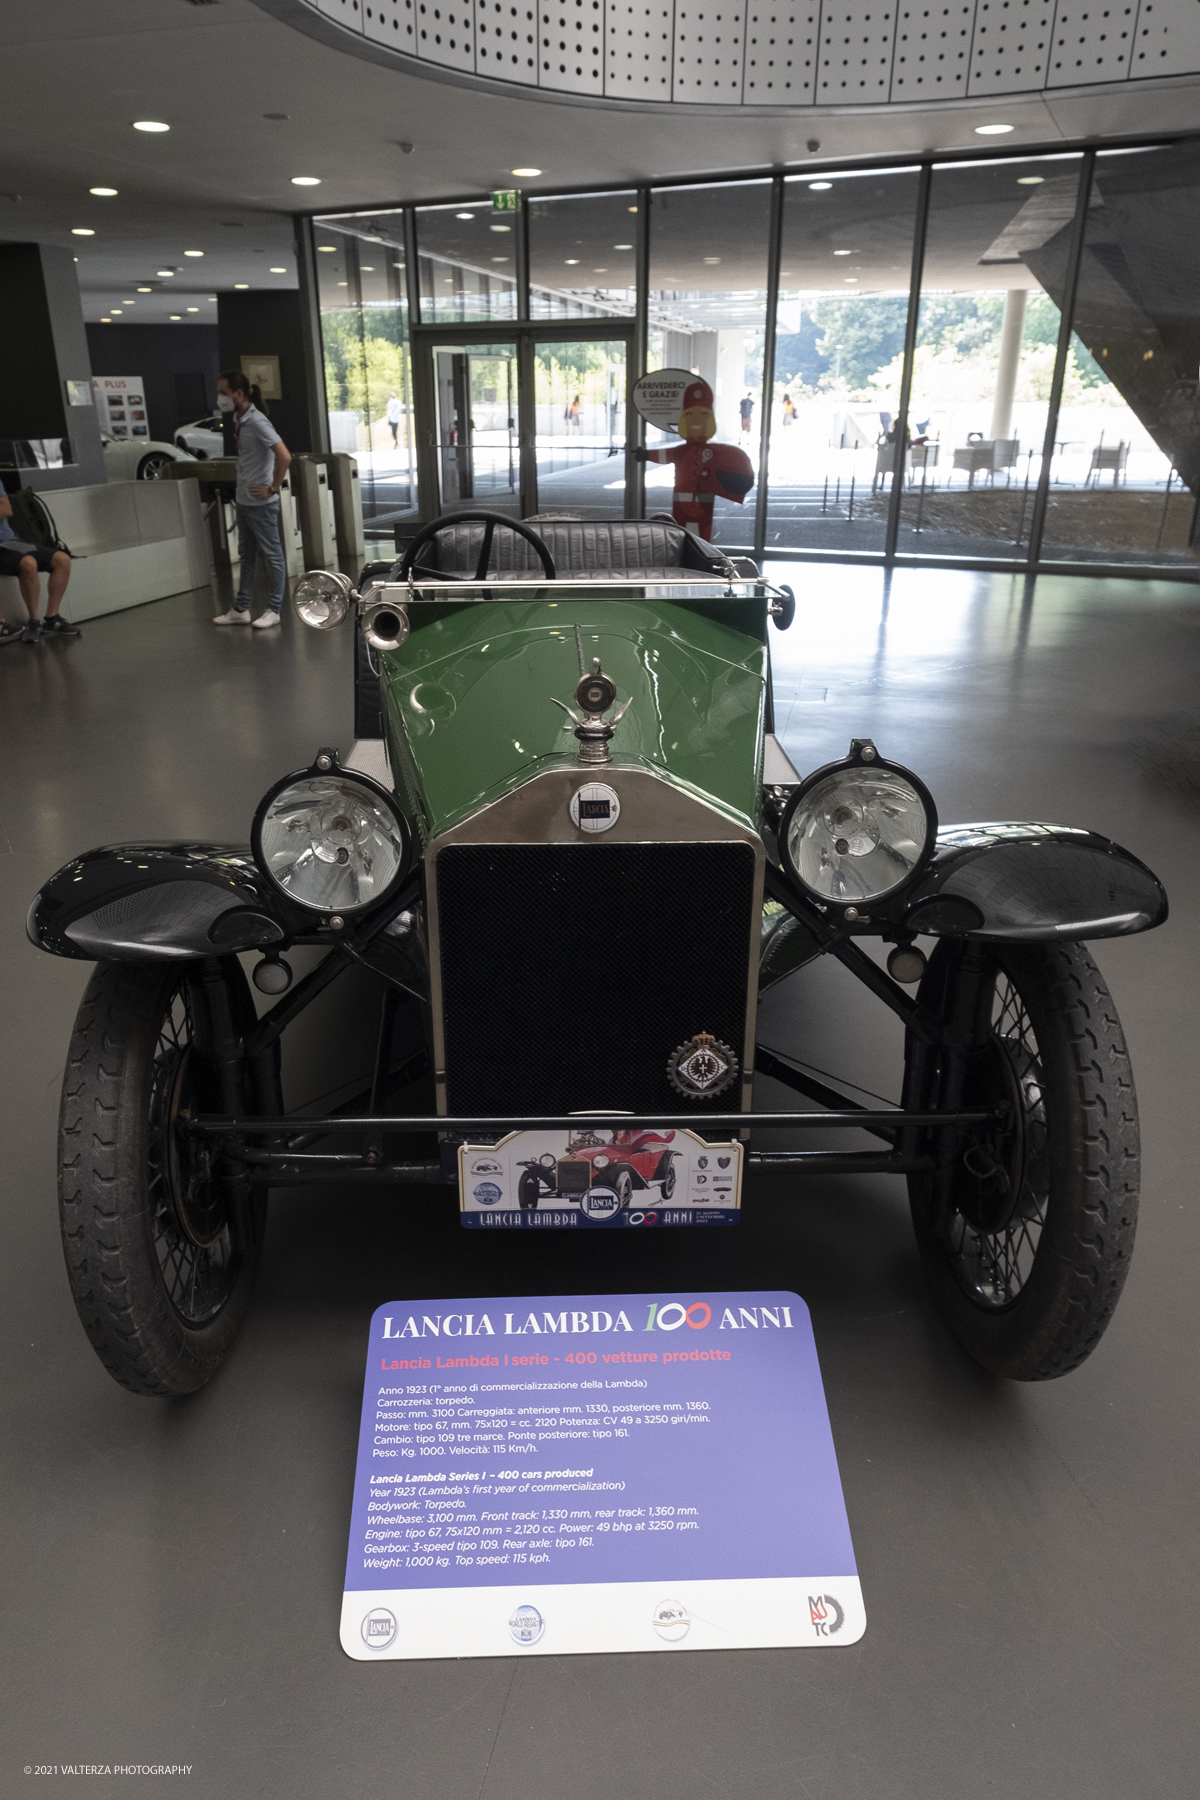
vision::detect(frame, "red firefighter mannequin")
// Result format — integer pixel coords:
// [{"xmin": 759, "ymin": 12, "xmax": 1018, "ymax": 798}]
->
[{"xmin": 635, "ymin": 378, "xmax": 754, "ymax": 541}]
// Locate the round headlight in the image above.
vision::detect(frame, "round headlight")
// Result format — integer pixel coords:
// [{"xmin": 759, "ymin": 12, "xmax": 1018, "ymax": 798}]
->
[
  {"xmin": 780, "ymin": 746, "xmax": 936, "ymax": 906},
  {"xmin": 592, "ymin": 1153, "xmax": 610, "ymax": 1169},
  {"xmin": 252, "ymin": 760, "xmax": 409, "ymax": 914},
  {"xmin": 294, "ymin": 569, "xmax": 353, "ymax": 630}
]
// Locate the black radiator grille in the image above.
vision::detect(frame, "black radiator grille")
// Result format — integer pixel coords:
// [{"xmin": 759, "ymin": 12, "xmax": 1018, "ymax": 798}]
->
[{"xmin": 436, "ymin": 841, "xmax": 757, "ymax": 1116}]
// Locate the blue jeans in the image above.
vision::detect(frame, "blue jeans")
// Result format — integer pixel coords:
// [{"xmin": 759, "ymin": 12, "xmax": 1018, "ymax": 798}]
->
[{"xmin": 234, "ymin": 500, "xmax": 287, "ymax": 613}]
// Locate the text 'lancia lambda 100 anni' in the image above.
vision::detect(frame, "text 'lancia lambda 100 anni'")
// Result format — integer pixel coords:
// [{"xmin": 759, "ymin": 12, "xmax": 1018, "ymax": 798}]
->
[{"xmin": 30, "ymin": 510, "xmax": 1167, "ymax": 1396}]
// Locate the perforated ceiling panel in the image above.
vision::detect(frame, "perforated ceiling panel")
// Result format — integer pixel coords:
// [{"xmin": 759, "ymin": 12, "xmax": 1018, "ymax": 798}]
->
[
  {"xmin": 605, "ymin": 0, "xmax": 675, "ymax": 91},
  {"xmin": 540, "ymin": 0, "xmax": 606, "ymax": 89},
  {"xmin": 891, "ymin": 0, "xmax": 975, "ymax": 89},
  {"xmin": 672, "ymin": 0, "xmax": 749, "ymax": 97},
  {"xmin": 816, "ymin": 0, "xmax": 900, "ymax": 97},
  {"xmin": 476, "ymin": 0, "xmax": 539, "ymax": 75},
  {"xmin": 1131, "ymin": 0, "xmax": 1200, "ymax": 75},
  {"xmin": 967, "ymin": 0, "xmax": 1055, "ymax": 90},
  {"xmin": 743, "ymin": 4, "xmax": 820, "ymax": 98},
  {"xmin": 286, "ymin": 0, "xmax": 1200, "ymax": 100}
]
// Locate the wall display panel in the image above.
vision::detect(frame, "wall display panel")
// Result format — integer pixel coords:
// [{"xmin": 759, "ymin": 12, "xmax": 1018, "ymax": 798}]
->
[
  {"xmin": 416, "ymin": 202, "xmax": 519, "ymax": 323},
  {"xmin": 1045, "ymin": 0, "xmax": 1135, "ymax": 86},
  {"xmin": 313, "ymin": 216, "xmax": 418, "ymax": 526},
  {"xmin": 966, "ymin": 0, "xmax": 1056, "ymax": 94},
  {"xmin": 672, "ymin": 0, "xmax": 749, "ymax": 99},
  {"xmin": 527, "ymin": 191, "xmax": 638, "ymax": 319},
  {"xmin": 815, "ymin": 0, "xmax": 899, "ymax": 99},
  {"xmin": 1039, "ymin": 144, "xmax": 1200, "ymax": 566},
  {"xmin": 540, "ymin": 0, "xmax": 605, "ymax": 89},
  {"xmin": 890, "ymin": 0, "xmax": 975, "ymax": 92},
  {"xmin": 743, "ymin": 2, "xmax": 820, "ymax": 98},
  {"xmin": 765, "ymin": 169, "xmax": 921, "ymax": 555},
  {"xmin": 648, "ymin": 181, "xmax": 772, "ymax": 546},
  {"xmin": 605, "ymin": 0, "xmax": 674, "ymax": 89},
  {"xmin": 892, "ymin": 155, "xmax": 1083, "ymax": 562}
]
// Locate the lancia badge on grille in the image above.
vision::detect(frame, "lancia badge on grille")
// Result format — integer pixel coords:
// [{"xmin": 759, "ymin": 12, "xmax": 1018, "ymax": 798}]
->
[
  {"xmin": 570, "ymin": 782, "xmax": 621, "ymax": 834},
  {"xmin": 667, "ymin": 1032, "xmax": 739, "ymax": 1099}
]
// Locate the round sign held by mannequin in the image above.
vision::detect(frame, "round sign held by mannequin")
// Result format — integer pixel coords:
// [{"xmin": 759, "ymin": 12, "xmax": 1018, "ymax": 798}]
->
[{"xmin": 631, "ymin": 368, "xmax": 693, "ymax": 435}]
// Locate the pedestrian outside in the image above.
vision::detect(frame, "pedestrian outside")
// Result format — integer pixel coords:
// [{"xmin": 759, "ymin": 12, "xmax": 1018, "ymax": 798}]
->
[
  {"xmin": 740, "ymin": 393, "xmax": 754, "ymax": 435},
  {"xmin": 0, "ymin": 492, "xmax": 78, "ymax": 645},
  {"xmin": 211, "ymin": 370, "xmax": 292, "ymax": 629},
  {"xmin": 781, "ymin": 393, "xmax": 796, "ymax": 427},
  {"xmin": 386, "ymin": 391, "xmax": 401, "ymax": 448}
]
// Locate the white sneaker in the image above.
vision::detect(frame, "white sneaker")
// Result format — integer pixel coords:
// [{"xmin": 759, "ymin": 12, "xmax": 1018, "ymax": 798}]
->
[
  {"xmin": 252, "ymin": 610, "xmax": 281, "ymax": 629},
  {"xmin": 213, "ymin": 609, "xmax": 251, "ymax": 626}
]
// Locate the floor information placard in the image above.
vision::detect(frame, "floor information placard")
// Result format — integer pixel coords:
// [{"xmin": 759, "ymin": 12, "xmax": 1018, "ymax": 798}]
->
[{"xmin": 341, "ymin": 1290, "xmax": 863, "ymax": 1658}]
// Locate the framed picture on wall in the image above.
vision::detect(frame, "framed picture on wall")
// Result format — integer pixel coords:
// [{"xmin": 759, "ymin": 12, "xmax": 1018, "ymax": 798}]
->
[{"xmin": 241, "ymin": 355, "xmax": 282, "ymax": 400}]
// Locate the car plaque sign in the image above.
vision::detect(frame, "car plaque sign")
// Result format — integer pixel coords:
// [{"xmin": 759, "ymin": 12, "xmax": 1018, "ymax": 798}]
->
[
  {"xmin": 457, "ymin": 1127, "xmax": 742, "ymax": 1227},
  {"xmin": 340, "ymin": 1288, "xmax": 864, "ymax": 1658}
]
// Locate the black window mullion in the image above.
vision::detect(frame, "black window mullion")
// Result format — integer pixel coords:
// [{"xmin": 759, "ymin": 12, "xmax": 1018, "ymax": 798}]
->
[
  {"xmin": 754, "ymin": 174, "xmax": 784, "ymax": 564},
  {"xmin": 884, "ymin": 161, "xmax": 933, "ymax": 562}
]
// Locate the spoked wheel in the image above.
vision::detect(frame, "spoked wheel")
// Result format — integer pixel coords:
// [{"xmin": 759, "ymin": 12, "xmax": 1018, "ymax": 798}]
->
[
  {"xmin": 904, "ymin": 940, "xmax": 1140, "ymax": 1380},
  {"xmin": 58, "ymin": 961, "xmax": 266, "ymax": 1396},
  {"xmin": 136, "ymin": 451, "xmax": 176, "ymax": 480}
]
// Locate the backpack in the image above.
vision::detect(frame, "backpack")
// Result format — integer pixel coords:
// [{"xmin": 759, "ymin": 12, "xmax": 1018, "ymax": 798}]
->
[{"xmin": 7, "ymin": 487, "xmax": 69, "ymax": 555}]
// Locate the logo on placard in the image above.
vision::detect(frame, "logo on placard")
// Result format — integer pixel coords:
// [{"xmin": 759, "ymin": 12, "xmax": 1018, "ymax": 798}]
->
[
  {"xmin": 471, "ymin": 1158, "xmax": 502, "ymax": 1175},
  {"xmin": 718, "ymin": 1156, "xmax": 731, "ymax": 1168},
  {"xmin": 473, "ymin": 1182, "xmax": 503, "ymax": 1205},
  {"xmin": 570, "ymin": 782, "xmax": 621, "ymax": 834},
  {"xmin": 361, "ymin": 1607, "xmax": 398, "ymax": 1650},
  {"xmin": 509, "ymin": 1603, "xmax": 545, "ymax": 1645},
  {"xmin": 580, "ymin": 1186, "xmax": 623, "ymax": 1220},
  {"xmin": 808, "ymin": 1594, "xmax": 845, "ymax": 1638},
  {"xmin": 651, "ymin": 1599, "xmax": 691, "ymax": 1642}
]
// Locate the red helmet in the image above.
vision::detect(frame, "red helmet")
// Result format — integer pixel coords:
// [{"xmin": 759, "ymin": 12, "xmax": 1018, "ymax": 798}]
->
[{"xmin": 682, "ymin": 378, "xmax": 713, "ymax": 410}]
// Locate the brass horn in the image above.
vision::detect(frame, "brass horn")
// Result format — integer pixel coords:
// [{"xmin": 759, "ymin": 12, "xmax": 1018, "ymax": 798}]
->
[{"xmin": 362, "ymin": 600, "xmax": 410, "ymax": 653}]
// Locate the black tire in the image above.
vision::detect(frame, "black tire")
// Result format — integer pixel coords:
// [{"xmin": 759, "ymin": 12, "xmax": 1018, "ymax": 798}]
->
[
  {"xmin": 58, "ymin": 961, "xmax": 266, "ymax": 1397},
  {"xmin": 518, "ymin": 1170, "xmax": 541, "ymax": 1210},
  {"xmin": 656, "ymin": 1152, "xmax": 677, "ymax": 1200},
  {"xmin": 136, "ymin": 451, "xmax": 175, "ymax": 481},
  {"xmin": 905, "ymin": 940, "xmax": 1139, "ymax": 1380},
  {"xmin": 612, "ymin": 1169, "xmax": 633, "ymax": 1211}
]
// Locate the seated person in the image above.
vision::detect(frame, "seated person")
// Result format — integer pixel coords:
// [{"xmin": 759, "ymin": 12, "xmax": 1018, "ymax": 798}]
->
[{"xmin": 0, "ymin": 493, "xmax": 77, "ymax": 644}]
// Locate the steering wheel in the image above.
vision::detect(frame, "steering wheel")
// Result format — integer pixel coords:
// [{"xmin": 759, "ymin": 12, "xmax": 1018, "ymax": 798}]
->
[{"xmin": 398, "ymin": 510, "xmax": 557, "ymax": 583}]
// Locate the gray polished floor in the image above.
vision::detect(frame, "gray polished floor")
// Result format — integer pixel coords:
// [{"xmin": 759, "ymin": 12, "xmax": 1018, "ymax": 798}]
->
[{"xmin": 2, "ymin": 566, "xmax": 1197, "ymax": 1799}]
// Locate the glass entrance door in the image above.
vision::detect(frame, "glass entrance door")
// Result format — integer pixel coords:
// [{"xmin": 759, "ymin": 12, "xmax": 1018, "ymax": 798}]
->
[
  {"xmin": 415, "ymin": 323, "xmax": 634, "ymax": 521},
  {"xmin": 433, "ymin": 343, "xmax": 519, "ymax": 514}
]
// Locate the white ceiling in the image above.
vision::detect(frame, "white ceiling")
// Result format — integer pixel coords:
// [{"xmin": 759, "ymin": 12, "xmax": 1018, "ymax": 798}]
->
[{"xmin": 2, "ymin": 0, "xmax": 1199, "ymax": 319}]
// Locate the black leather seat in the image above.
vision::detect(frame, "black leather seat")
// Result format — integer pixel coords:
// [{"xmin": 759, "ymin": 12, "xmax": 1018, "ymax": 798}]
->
[{"xmin": 390, "ymin": 517, "xmax": 754, "ymax": 581}]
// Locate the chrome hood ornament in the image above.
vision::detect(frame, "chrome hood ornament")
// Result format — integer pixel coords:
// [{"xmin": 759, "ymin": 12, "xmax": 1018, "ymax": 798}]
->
[{"xmin": 552, "ymin": 626, "xmax": 632, "ymax": 766}]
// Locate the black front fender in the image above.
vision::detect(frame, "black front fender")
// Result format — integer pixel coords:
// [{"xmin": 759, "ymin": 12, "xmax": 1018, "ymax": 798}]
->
[
  {"xmin": 27, "ymin": 843, "xmax": 291, "ymax": 962},
  {"xmin": 891, "ymin": 823, "xmax": 1168, "ymax": 942}
]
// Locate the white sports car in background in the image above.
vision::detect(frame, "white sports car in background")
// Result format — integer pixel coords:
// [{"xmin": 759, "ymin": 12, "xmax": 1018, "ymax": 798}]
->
[
  {"xmin": 174, "ymin": 416, "xmax": 225, "ymax": 459},
  {"xmin": 101, "ymin": 435, "xmax": 195, "ymax": 482}
]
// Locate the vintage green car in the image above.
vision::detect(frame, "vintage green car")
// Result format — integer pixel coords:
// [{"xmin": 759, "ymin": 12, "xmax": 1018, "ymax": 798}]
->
[{"xmin": 29, "ymin": 512, "xmax": 1168, "ymax": 1396}]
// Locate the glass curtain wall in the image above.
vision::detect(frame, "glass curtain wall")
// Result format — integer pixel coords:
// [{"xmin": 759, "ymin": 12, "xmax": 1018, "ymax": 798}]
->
[
  {"xmin": 766, "ymin": 168, "xmax": 923, "ymax": 554},
  {"xmin": 527, "ymin": 190, "xmax": 638, "ymax": 320},
  {"xmin": 894, "ymin": 155, "xmax": 1083, "ymax": 561},
  {"xmin": 1041, "ymin": 142, "xmax": 1200, "ymax": 568},
  {"xmin": 313, "ymin": 216, "xmax": 416, "ymax": 525},
  {"xmin": 415, "ymin": 203, "xmax": 519, "ymax": 322},
  {"xmin": 648, "ymin": 181, "xmax": 772, "ymax": 548}
]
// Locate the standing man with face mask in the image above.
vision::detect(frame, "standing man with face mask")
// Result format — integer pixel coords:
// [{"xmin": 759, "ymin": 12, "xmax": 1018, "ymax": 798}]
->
[{"xmin": 211, "ymin": 369, "xmax": 292, "ymax": 629}]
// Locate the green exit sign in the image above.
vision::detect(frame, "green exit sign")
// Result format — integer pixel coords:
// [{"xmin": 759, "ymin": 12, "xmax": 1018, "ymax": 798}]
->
[{"xmin": 492, "ymin": 188, "xmax": 521, "ymax": 213}]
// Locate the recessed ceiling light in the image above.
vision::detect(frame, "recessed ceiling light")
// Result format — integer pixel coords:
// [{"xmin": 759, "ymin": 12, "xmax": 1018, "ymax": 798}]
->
[
  {"xmin": 90, "ymin": 186, "xmax": 118, "ymax": 197},
  {"xmin": 564, "ymin": 258, "xmax": 580, "ymax": 264},
  {"xmin": 613, "ymin": 243, "xmax": 633, "ymax": 250},
  {"xmin": 703, "ymin": 256, "xmax": 721, "ymax": 265},
  {"xmin": 110, "ymin": 309, "xmax": 122, "ymax": 315},
  {"xmin": 393, "ymin": 261, "xmax": 405, "ymax": 269},
  {"xmin": 511, "ymin": 166, "xmax": 541, "ymax": 176},
  {"xmin": 490, "ymin": 224, "xmax": 511, "ymax": 233},
  {"xmin": 170, "ymin": 314, "xmax": 182, "ymax": 320},
  {"xmin": 456, "ymin": 212, "xmax": 475, "ymax": 220},
  {"xmin": 491, "ymin": 256, "xmax": 509, "ymax": 263},
  {"xmin": 1017, "ymin": 175, "xmax": 1045, "ymax": 184},
  {"xmin": 123, "ymin": 300, "xmax": 135, "ymax": 305},
  {"xmin": 137, "ymin": 285, "xmax": 152, "ymax": 292},
  {"xmin": 235, "ymin": 283, "xmax": 250, "ymax": 289},
  {"xmin": 71, "ymin": 228, "xmax": 95, "ymax": 236},
  {"xmin": 628, "ymin": 205, "xmax": 638, "ymax": 213},
  {"xmin": 594, "ymin": 267, "xmax": 608, "ymax": 273},
  {"xmin": 291, "ymin": 176, "xmax": 321, "ymax": 186},
  {"xmin": 833, "ymin": 249, "xmax": 852, "ymax": 256},
  {"xmin": 133, "ymin": 120, "xmax": 170, "ymax": 133},
  {"xmin": 207, "ymin": 297, "xmax": 217, "ymax": 302},
  {"xmin": 809, "ymin": 181, "xmax": 833, "ymax": 191},
  {"xmin": 975, "ymin": 122, "xmax": 1015, "ymax": 135},
  {"xmin": 338, "ymin": 281, "xmax": 348, "ymax": 287},
  {"xmin": 184, "ymin": 249, "xmax": 204, "ymax": 257},
  {"xmin": 101, "ymin": 316, "xmax": 112, "ymax": 323},
  {"xmin": 269, "ymin": 266, "xmax": 287, "ymax": 273},
  {"xmin": 187, "ymin": 306, "xmax": 199, "ymax": 312},
  {"xmin": 317, "ymin": 245, "xmax": 337, "ymax": 252},
  {"xmin": 844, "ymin": 278, "xmax": 858, "ymax": 284},
  {"xmin": 361, "ymin": 266, "xmax": 374, "ymax": 272},
  {"xmin": 157, "ymin": 270, "xmax": 175, "ymax": 277}
]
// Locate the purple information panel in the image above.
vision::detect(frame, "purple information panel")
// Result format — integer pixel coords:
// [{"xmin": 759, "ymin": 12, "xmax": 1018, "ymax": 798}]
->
[{"xmin": 341, "ymin": 1290, "xmax": 863, "ymax": 1659}]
